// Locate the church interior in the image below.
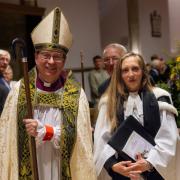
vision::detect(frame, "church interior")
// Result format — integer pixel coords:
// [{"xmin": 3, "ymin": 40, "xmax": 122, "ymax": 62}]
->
[{"xmin": 0, "ymin": 0, "xmax": 179, "ymax": 102}]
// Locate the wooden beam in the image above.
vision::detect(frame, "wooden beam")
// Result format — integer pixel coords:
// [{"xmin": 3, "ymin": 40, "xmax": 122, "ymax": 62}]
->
[{"xmin": 0, "ymin": 2, "xmax": 45, "ymax": 16}]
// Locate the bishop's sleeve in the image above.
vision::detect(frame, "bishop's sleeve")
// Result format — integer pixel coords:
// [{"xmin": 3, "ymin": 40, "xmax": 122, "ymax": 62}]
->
[{"xmin": 70, "ymin": 88, "xmax": 97, "ymax": 180}]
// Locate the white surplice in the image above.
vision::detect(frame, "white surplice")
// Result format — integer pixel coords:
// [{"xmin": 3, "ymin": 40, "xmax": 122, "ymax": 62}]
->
[
  {"xmin": 94, "ymin": 87, "xmax": 179, "ymax": 180},
  {"xmin": 33, "ymin": 88, "xmax": 63, "ymax": 180}
]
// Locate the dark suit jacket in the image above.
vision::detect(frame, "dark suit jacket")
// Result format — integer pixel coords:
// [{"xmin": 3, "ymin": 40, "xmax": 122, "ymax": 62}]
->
[
  {"xmin": 0, "ymin": 84, "xmax": 9, "ymax": 115},
  {"xmin": 98, "ymin": 77, "xmax": 111, "ymax": 96}
]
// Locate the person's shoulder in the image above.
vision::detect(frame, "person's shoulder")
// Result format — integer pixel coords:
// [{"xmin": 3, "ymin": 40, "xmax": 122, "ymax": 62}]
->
[
  {"xmin": 0, "ymin": 83, "xmax": 9, "ymax": 94},
  {"xmin": 98, "ymin": 95, "xmax": 108, "ymax": 110},
  {"xmin": 101, "ymin": 69, "xmax": 109, "ymax": 76},
  {"xmin": 98, "ymin": 78, "xmax": 110, "ymax": 95},
  {"xmin": 152, "ymin": 87, "xmax": 178, "ymax": 116},
  {"xmin": 9, "ymin": 80, "xmax": 21, "ymax": 95},
  {"xmin": 89, "ymin": 69, "xmax": 96, "ymax": 73},
  {"xmin": 152, "ymin": 86, "xmax": 170, "ymax": 99},
  {"xmin": 79, "ymin": 88, "xmax": 88, "ymax": 101},
  {"xmin": 0, "ymin": 83, "xmax": 5, "ymax": 90},
  {"xmin": 88, "ymin": 69, "xmax": 96, "ymax": 77}
]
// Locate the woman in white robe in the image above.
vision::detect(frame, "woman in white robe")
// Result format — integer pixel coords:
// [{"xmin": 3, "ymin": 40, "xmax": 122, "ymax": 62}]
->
[{"xmin": 94, "ymin": 52, "xmax": 179, "ymax": 180}]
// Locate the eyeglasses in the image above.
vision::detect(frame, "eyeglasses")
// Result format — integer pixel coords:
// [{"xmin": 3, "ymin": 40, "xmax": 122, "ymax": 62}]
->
[
  {"xmin": 103, "ymin": 56, "xmax": 120, "ymax": 63},
  {"xmin": 39, "ymin": 51, "xmax": 64, "ymax": 62}
]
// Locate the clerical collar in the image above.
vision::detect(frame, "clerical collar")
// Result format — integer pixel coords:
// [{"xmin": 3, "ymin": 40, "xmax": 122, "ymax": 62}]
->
[
  {"xmin": 36, "ymin": 75, "xmax": 66, "ymax": 92},
  {"xmin": 43, "ymin": 81, "xmax": 51, "ymax": 87}
]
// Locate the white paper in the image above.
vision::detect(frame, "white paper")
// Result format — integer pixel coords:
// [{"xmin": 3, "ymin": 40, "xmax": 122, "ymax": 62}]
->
[{"xmin": 122, "ymin": 131, "xmax": 154, "ymax": 161}]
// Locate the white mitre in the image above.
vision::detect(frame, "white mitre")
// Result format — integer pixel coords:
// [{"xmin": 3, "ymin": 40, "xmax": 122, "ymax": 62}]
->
[{"xmin": 31, "ymin": 7, "xmax": 72, "ymax": 54}]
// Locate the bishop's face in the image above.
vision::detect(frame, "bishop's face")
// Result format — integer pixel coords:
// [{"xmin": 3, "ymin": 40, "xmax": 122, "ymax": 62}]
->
[
  {"xmin": 121, "ymin": 56, "xmax": 143, "ymax": 92},
  {"xmin": 35, "ymin": 50, "xmax": 66, "ymax": 83}
]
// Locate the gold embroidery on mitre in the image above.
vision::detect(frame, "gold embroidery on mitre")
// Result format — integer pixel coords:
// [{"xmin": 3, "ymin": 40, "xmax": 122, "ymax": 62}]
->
[
  {"xmin": 52, "ymin": 7, "xmax": 61, "ymax": 44},
  {"xmin": 31, "ymin": 7, "xmax": 72, "ymax": 53}
]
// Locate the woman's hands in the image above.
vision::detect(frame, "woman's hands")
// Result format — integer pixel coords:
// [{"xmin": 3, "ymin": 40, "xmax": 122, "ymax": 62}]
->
[
  {"xmin": 112, "ymin": 154, "xmax": 153, "ymax": 179},
  {"xmin": 112, "ymin": 161, "xmax": 142, "ymax": 180},
  {"xmin": 130, "ymin": 153, "xmax": 152, "ymax": 172},
  {"xmin": 23, "ymin": 119, "xmax": 38, "ymax": 137}
]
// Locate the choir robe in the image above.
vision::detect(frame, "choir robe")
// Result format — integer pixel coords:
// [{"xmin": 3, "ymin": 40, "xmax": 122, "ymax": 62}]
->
[{"xmin": 94, "ymin": 87, "xmax": 180, "ymax": 180}]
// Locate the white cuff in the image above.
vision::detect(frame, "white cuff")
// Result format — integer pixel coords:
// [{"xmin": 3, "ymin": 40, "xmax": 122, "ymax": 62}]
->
[
  {"xmin": 35, "ymin": 120, "xmax": 60, "ymax": 148},
  {"xmin": 51, "ymin": 126, "xmax": 61, "ymax": 149}
]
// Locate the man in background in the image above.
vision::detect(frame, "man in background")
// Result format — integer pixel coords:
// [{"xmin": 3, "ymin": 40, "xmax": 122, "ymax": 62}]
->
[
  {"xmin": 98, "ymin": 43, "xmax": 127, "ymax": 96},
  {"xmin": 0, "ymin": 49, "xmax": 11, "ymax": 114},
  {"xmin": 3, "ymin": 65, "xmax": 17, "ymax": 89},
  {"xmin": 159, "ymin": 57, "xmax": 170, "ymax": 84},
  {"xmin": 149, "ymin": 54, "xmax": 163, "ymax": 85},
  {"xmin": 88, "ymin": 55, "xmax": 109, "ymax": 107}
]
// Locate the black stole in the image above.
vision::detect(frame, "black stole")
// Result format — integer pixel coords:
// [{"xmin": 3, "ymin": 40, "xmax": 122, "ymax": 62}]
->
[{"xmin": 116, "ymin": 89, "xmax": 164, "ymax": 180}]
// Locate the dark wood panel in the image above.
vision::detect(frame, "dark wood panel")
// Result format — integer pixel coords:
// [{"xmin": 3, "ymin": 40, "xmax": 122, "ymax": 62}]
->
[
  {"xmin": 0, "ymin": 2, "xmax": 45, "ymax": 80},
  {"xmin": 0, "ymin": 2, "xmax": 45, "ymax": 16}
]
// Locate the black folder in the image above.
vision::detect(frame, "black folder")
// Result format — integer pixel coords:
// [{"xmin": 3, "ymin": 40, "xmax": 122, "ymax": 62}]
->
[{"xmin": 108, "ymin": 115, "xmax": 155, "ymax": 161}]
